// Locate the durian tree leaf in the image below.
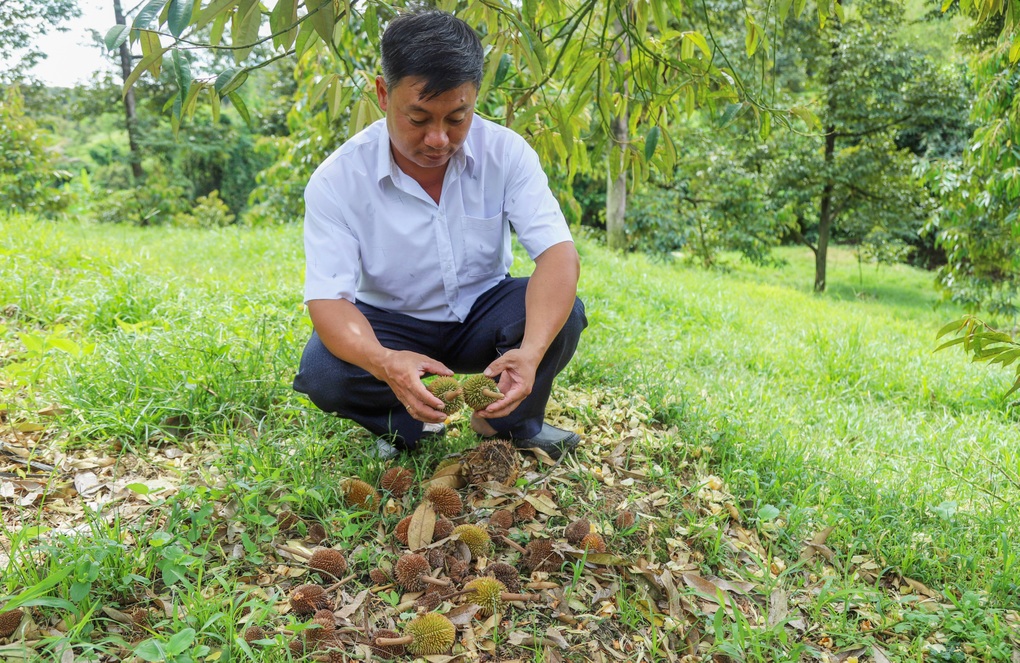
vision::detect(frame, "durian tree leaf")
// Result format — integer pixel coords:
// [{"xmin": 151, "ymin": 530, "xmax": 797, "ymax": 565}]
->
[
  {"xmin": 168, "ymin": 0, "xmax": 195, "ymax": 37},
  {"xmin": 935, "ymin": 318, "xmax": 969, "ymax": 340},
  {"xmin": 104, "ymin": 24, "xmax": 129, "ymax": 51},
  {"xmin": 407, "ymin": 502, "xmax": 437, "ymax": 550},
  {"xmin": 269, "ymin": 0, "xmax": 298, "ymax": 50},
  {"xmin": 139, "ymin": 30, "xmax": 164, "ymax": 77},
  {"xmin": 307, "ymin": 0, "xmax": 337, "ymax": 46},
  {"xmin": 215, "ymin": 67, "xmax": 248, "ymax": 96},
  {"xmin": 171, "ymin": 48, "xmax": 192, "ymax": 105},
  {"xmin": 644, "ymin": 125, "xmax": 660, "ymax": 161},
  {"xmin": 231, "ymin": 0, "xmax": 261, "ymax": 64},
  {"xmin": 208, "ymin": 86, "xmax": 220, "ymax": 122},
  {"xmin": 195, "ymin": 0, "xmax": 237, "ymax": 30},
  {"xmin": 295, "ymin": 18, "xmax": 321, "ymax": 58},
  {"xmin": 133, "ymin": 0, "xmax": 170, "ymax": 30},
  {"xmin": 228, "ymin": 91, "xmax": 251, "ymax": 128},
  {"xmin": 123, "ymin": 42, "xmax": 170, "ymax": 97}
]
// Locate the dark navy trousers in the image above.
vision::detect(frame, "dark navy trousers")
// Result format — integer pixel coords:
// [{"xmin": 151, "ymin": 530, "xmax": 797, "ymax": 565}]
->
[{"xmin": 293, "ymin": 277, "xmax": 587, "ymax": 450}]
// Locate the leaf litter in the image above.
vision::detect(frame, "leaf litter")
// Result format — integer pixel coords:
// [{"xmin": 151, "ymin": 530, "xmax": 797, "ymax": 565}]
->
[{"xmin": 0, "ymin": 387, "xmax": 1017, "ymax": 661}]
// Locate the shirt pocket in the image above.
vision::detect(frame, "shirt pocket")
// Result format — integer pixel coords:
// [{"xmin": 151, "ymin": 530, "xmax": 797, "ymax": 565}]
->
[{"xmin": 461, "ymin": 211, "xmax": 505, "ymax": 277}]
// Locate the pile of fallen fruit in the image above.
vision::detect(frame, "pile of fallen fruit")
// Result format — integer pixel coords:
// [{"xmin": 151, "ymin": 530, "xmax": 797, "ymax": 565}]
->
[{"xmin": 251, "ymin": 437, "xmax": 636, "ymax": 660}]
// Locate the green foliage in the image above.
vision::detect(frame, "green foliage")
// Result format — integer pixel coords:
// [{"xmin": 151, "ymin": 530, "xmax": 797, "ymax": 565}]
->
[
  {"xmin": 0, "ymin": 86, "xmax": 72, "ymax": 215},
  {"xmin": 936, "ymin": 315, "xmax": 1020, "ymax": 401},
  {"xmin": 927, "ymin": 36, "xmax": 1020, "ymax": 316},
  {"xmin": 0, "ymin": 0, "xmax": 80, "ymax": 79},
  {"xmin": 173, "ymin": 190, "xmax": 235, "ymax": 228},
  {"xmin": 89, "ymin": 167, "xmax": 189, "ymax": 226}
]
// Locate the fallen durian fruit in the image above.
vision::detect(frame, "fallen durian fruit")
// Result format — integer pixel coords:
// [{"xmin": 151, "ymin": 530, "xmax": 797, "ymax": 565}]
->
[
  {"xmin": 615, "ymin": 510, "xmax": 636, "ymax": 530},
  {"xmin": 489, "ymin": 508, "xmax": 514, "ymax": 532},
  {"xmin": 424, "ymin": 484, "xmax": 463, "ymax": 517},
  {"xmin": 394, "ymin": 515, "xmax": 412, "ymax": 545},
  {"xmin": 369, "ymin": 628, "xmax": 406, "ymax": 658},
  {"xmin": 340, "ymin": 478, "xmax": 379, "ymax": 509},
  {"xmin": 462, "ymin": 374, "xmax": 504, "ymax": 410},
  {"xmin": 380, "ymin": 467, "xmax": 414, "ymax": 497},
  {"xmin": 395, "ymin": 553, "xmax": 451, "ymax": 592},
  {"xmin": 464, "ymin": 438, "xmax": 520, "ymax": 486},
  {"xmin": 579, "ymin": 532, "xmax": 608, "ymax": 553},
  {"xmin": 243, "ymin": 625, "xmax": 266, "ymax": 644},
  {"xmin": 427, "ymin": 377, "xmax": 464, "ymax": 414},
  {"xmin": 463, "ymin": 577, "xmax": 540, "ymax": 617},
  {"xmin": 514, "ymin": 501, "xmax": 537, "ymax": 523},
  {"xmin": 375, "ymin": 613, "xmax": 457, "ymax": 657},
  {"xmin": 308, "ymin": 548, "xmax": 348, "ymax": 579},
  {"xmin": 523, "ymin": 539, "xmax": 559, "ymax": 572},
  {"xmin": 433, "ymin": 517, "xmax": 455, "ymax": 540},
  {"xmin": 483, "ymin": 561, "xmax": 522, "ymax": 593},
  {"xmin": 289, "ymin": 584, "xmax": 331, "ymax": 615},
  {"xmin": 0, "ymin": 609, "xmax": 24, "ymax": 638},
  {"xmin": 453, "ymin": 524, "xmax": 491, "ymax": 557},
  {"xmin": 564, "ymin": 518, "xmax": 591, "ymax": 545}
]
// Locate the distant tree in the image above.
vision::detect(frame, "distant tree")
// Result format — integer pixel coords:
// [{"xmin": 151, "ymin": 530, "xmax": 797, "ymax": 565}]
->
[
  {"xmin": 927, "ymin": 22, "xmax": 1020, "ymax": 316},
  {"xmin": 0, "ymin": 0, "xmax": 81, "ymax": 80},
  {"xmin": 0, "ymin": 86, "xmax": 70, "ymax": 214}
]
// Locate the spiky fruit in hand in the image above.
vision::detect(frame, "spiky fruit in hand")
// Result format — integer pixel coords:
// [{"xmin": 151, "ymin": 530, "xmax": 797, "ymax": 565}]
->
[
  {"xmin": 0, "ymin": 609, "xmax": 24, "ymax": 638},
  {"xmin": 371, "ymin": 628, "xmax": 406, "ymax": 658},
  {"xmin": 289, "ymin": 584, "xmax": 331, "ymax": 615},
  {"xmin": 395, "ymin": 515, "xmax": 412, "ymax": 545},
  {"xmin": 464, "ymin": 438, "xmax": 520, "ymax": 486},
  {"xmin": 340, "ymin": 478, "xmax": 379, "ymax": 509},
  {"xmin": 484, "ymin": 561, "xmax": 521, "ymax": 592},
  {"xmin": 564, "ymin": 518, "xmax": 591, "ymax": 545},
  {"xmin": 308, "ymin": 548, "xmax": 348, "ymax": 578},
  {"xmin": 453, "ymin": 524, "xmax": 491, "ymax": 557},
  {"xmin": 427, "ymin": 377, "xmax": 464, "ymax": 414},
  {"xmin": 395, "ymin": 553, "xmax": 432, "ymax": 592},
  {"xmin": 424, "ymin": 485, "xmax": 463, "ymax": 517},
  {"xmin": 579, "ymin": 532, "xmax": 607, "ymax": 554},
  {"xmin": 433, "ymin": 517, "xmax": 454, "ymax": 540},
  {"xmin": 380, "ymin": 467, "xmax": 414, "ymax": 497},
  {"xmin": 462, "ymin": 374, "xmax": 504, "ymax": 410},
  {"xmin": 376, "ymin": 613, "xmax": 456, "ymax": 656},
  {"xmin": 243, "ymin": 625, "xmax": 266, "ymax": 644}
]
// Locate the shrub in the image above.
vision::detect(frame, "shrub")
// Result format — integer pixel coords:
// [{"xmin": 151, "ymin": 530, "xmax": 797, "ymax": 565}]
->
[
  {"xmin": 0, "ymin": 85, "xmax": 71, "ymax": 215},
  {"xmin": 173, "ymin": 190, "xmax": 235, "ymax": 228}
]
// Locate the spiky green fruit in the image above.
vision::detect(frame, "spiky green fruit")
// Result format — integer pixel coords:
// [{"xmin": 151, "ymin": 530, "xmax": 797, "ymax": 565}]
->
[
  {"xmin": 462, "ymin": 374, "xmax": 503, "ymax": 411},
  {"xmin": 405, "ymin": 613, "xmax": 456, "ymax": 656},
  {"xmin": 427, "ymin": 377, "xmax": 464, "ymax": 414}
]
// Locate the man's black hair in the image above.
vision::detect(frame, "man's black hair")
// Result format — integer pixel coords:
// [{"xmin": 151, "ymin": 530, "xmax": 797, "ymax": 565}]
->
[{"xmin": 380, "ymin": 8, "xmax": 484, "ymax": 99}]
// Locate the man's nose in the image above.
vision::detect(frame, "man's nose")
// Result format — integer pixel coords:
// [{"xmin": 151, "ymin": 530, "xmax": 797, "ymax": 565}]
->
[{"xmin": 424, "ymin": 126, "xmax": 449, "ymax": 148}]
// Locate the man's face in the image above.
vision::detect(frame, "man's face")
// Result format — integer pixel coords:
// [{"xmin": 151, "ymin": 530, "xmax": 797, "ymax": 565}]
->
[{"xmin": 376, "ymin": 75, "xmax": 477, "ymax": 174}]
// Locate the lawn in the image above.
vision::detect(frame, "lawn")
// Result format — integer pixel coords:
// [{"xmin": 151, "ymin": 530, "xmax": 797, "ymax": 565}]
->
[{"xmin": 1, "ymin": 214, "xmax": 1017, "ymax": 661}]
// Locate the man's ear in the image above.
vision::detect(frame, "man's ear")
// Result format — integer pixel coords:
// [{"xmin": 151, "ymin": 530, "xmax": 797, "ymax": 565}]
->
[{"xmin": 375, "ymin": 76, "xmax": 388, "ymax": 112}]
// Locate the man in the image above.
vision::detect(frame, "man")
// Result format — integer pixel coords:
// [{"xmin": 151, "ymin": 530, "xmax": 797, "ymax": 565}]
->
[{"xmin": 293, "ymin": 9, "xmax": 587, "ymax": 460}]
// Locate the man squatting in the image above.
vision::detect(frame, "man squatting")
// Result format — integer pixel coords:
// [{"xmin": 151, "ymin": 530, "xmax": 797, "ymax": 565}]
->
[{"xmin": 293, "ymin": 9, "xmax": 587, "ymax": 460}]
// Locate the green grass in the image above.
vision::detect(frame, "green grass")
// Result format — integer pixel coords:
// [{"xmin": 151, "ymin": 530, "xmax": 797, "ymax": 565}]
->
[{"xmin": 1, "ymin": 214, "xmax": 1018, "ymax": 660}]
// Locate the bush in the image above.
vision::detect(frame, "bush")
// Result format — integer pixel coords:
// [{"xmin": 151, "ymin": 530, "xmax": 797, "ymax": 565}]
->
[
  {"xmin": 0, "ymin": 85, "xmax": 71, "ymax": 215},
  {"xmin": 88, "ymin": 168, "xmax": 189, "ymax": 226},
  {"xmin": 173, "ymin": 190, "xmax": 235, "ymax": 228}
]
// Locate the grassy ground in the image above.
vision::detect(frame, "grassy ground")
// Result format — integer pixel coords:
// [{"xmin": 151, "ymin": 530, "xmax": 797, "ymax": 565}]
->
[{"xmin": 1, "ymin": 214, "xmax": 1017, "ymax": 661}]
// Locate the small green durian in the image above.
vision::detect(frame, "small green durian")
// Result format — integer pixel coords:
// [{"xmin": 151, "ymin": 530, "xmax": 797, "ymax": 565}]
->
[
  {"xmin": 427, "ymin": 376, "xmax": 464, "ymax": 414},
  {"xmin": 462, "ymin": 374, "xmax": 503, "ymax": 411}
]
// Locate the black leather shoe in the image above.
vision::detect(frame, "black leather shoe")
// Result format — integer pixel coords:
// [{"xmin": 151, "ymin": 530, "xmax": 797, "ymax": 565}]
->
[{"xmin": 507, "ymin": 424, "xmax": 581, "ymax": 460}]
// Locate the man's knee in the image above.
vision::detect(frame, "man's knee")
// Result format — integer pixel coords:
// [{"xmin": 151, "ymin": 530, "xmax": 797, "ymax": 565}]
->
[{"xmin": 293, "ymin": 333, "xmax": 353, "ymax": 414}]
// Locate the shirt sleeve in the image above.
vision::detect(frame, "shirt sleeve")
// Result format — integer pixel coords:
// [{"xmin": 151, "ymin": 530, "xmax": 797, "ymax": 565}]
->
[
  {"xmin": 302, "ymin": 172, "xmax": 361, "ymax": 303},
  {"xmin": 502, "ymin": 136, "xmax": 574, "ymax": 259}
]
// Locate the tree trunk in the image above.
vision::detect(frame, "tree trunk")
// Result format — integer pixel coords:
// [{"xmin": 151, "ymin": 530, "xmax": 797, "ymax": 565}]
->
[
  {"xmin": 605, "ymin": 19, "xmax": 629, "ymax": 251},
  {"xmin": 814, "ymin": 8, "xmax": 841, "ymax": 293},
  {"xmin": 815, "ymin": 129, "xmax": 835, "ymax": 292},
  {"xmin": 113, "ymin": 0, "xmax": 143, "ymax": 183}
]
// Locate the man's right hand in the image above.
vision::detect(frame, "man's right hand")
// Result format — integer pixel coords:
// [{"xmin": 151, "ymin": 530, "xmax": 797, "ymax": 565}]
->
[
  {"xmin": 307, "ymin": 299, "xmax": 451, "ymax": 423},
  {"xmin": 377, "ymin": 350, "xmax": 452, "ymax": 423}
]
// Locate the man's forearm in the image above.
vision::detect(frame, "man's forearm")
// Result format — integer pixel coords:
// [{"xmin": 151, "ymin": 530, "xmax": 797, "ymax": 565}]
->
[
  {"xmin": 520, "ymin": 241, "xmax": 581, "ymax": 362},
  {"xmin": 307, "ymin": 298, "xmax": 393, "ymax": 381}
]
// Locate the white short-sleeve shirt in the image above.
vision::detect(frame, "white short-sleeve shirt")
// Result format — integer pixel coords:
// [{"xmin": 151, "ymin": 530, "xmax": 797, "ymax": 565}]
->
[{"xmin": 302, "ymin": 115, "xmax": 574, "ymax": 322}]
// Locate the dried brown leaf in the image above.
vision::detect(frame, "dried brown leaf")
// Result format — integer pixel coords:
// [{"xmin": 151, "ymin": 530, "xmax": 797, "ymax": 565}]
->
[
  {"xmin": 524, "ymin": 493, "xmax": 561, "ymax": 517},
  {"xmin": 407, "ymin": 502, "xmax": 436, "ymax": 550},
  {"xmin": 767, "ymin": 588, "xmax": 788, "ymax": 628}
]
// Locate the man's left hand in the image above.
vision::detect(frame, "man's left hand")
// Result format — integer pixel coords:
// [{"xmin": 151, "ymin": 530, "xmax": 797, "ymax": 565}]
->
[{"xmin": 475, "ymin": 348, "xmax": 540, "ymax": 419}]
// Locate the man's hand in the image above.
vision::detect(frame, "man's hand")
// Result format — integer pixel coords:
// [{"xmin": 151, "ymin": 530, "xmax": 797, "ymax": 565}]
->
[
  {"xmin": 474, "ymin": 348, "xmax": 541, "ymax": 419},
  {"xmin": 379, "ymin": 350, "xmax": 453, "ymax": 423}
]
